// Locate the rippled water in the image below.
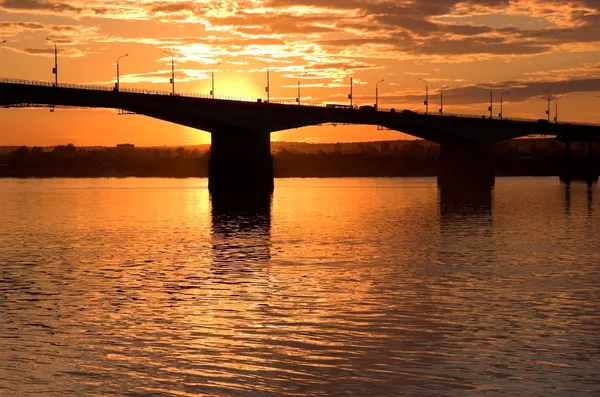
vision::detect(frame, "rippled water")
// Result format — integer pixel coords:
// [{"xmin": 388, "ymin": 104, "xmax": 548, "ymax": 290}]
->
[{"xmin": 1, "ymin": 177, "xmax": 599, "ymax": 396}]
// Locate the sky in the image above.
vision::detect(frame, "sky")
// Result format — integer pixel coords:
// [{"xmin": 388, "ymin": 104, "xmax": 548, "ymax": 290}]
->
[{"xmin": 1, "ymin": 0, "xmax": 599, "ymax": 146}]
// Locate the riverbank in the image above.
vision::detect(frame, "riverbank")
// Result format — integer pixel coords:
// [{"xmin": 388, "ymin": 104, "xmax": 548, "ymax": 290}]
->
[{"xmin": 0, "ymin": 139, "xmax": 596, "ymax": 179}]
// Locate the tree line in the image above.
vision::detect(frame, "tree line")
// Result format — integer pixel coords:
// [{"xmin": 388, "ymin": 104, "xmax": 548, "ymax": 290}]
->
[{"xmin": 0, "ymin": 139, "xmax": 595, "ymax": 178}]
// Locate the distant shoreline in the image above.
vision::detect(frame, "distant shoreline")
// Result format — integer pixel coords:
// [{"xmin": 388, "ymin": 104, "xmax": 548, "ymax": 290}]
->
[{"xmin": 1, "ymin": 139, "xmax": 596, "ymax": 180}]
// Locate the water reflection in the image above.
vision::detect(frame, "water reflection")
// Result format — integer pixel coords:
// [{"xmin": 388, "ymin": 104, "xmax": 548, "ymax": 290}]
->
[
  {"xmin": 210, "ymin": 193, "xmax": 272, "ymax": 274},
  {"xmin": 564, "ymin": 182, "xmax": 572, "ymax": 215},
  {"xmin": 563, "ymin": 182, "xmax": 596, "ymax": 215},
  {"xmin": 438, "ymin": 187, "xmax": 494, "ymax": 266},
  {"xmin": 2, "ymin": 179, "xmax": 600, "ymax": 396},
  {"xmin": 439, "ymin": 187, "xmax": 493, "ymax": 219},
  {"xmin": 588, "ymin": 182, "xmax": 594, "ymax": 214}
]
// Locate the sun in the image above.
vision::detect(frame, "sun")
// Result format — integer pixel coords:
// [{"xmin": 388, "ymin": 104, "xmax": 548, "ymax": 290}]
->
[{"xmin": 194, "ymin": 72, "xmax": 264, "ymax": 101}]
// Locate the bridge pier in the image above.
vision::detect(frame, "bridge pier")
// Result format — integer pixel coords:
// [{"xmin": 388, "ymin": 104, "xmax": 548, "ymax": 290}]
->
[
  {"xmin": 209, "ymin": 130, "xmax": 274, "ymax": 193},
  {"xmin": 438, "ymin": 142, "xmax": 495, "ymax": 191},
  {"xmin": 559, "ymin": 140, "xmax": 598, "ymax": 183}
]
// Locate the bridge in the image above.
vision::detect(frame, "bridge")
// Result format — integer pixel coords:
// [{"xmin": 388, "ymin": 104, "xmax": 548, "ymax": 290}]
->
[{"xmin": 2, "ymin": 78, "xmax": 599, "ymax": 192}]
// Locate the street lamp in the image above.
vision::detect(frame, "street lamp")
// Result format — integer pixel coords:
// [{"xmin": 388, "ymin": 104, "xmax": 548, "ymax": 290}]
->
[
  {"xmin": 344, "ymin": 71, "xmax": 353, "ymax": 108},
  {"xmin": 500, "ymin": 91, "xmax": 510, "ymax": 120},
  {"xmin": 419, "ymin": 78, "xmax": 429, "ymax": 114},
  {"xmin": 211, "ymin": 62, "xmax": 221, "ymax": 99},
  {"xmin": 259, "ymin": 60, "xmax": 270, "ymax": 102},
  {"xmin": 554, "ymin": 95, "xmax": 564, "ymax": 124},
  {"xmin": 375, "ymin": 79, "xmax": 385, "ymax": 110},
  {"xmin": 46, "ymin": 38, "xmax": 58, "ymax": 87},
  {"xmin": 480, "ymin": 84, "xmax": 494, "ymax": 119},
  {"xmin": 297, "ymin": 71, "xmax": 307, "ymax": 105},
  {"xmin": 163, "ymin": 50, "xmax": 175, "ymax": 96},
  {"xmin": 116, "ymin": 53, "xmax": 129, "ymax": 92},
  {"xmin": 439, "ymin": 85, "xmax": 450, "ymax": 115},
  {"xmin": 542, "ymin": 89, "xmax": 552, "ymax": 122}
]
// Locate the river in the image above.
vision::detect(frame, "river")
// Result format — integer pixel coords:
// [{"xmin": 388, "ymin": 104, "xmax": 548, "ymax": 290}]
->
[{"xmin": 1, "ymin": 177, "xmax": 599, "ymax": 396}]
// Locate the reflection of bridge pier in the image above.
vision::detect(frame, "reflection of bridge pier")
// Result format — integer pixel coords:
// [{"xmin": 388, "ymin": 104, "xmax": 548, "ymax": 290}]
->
[
  {"xmin": 210, "ymin": 193, "xmax": 272, "ymax": 274},
  {"xmin": 559, "ymin": 137, "xmax": 598, "ymax": 183},
  {"xmin": 563, "ymin": 181, "xmax": 595, "ymax": 215},
  {"xmin": 438, "ymin": 187, "xmax": 493, "ymax": 265},
  {"xmin": 209, "ymin": 130, "xmax": 274, "ymax": 193},
  {"xmin": 439, "ymin": 186, "xmax": 493, "ymax": 219}
]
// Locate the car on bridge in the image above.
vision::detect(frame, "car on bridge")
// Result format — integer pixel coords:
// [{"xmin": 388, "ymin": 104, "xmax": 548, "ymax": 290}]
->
[
  {"xmin": 326, "ymin": 104, "xmax": 353, "ymax": 109},
  {"xmin": 359, "ymin": 105, "xmax": 375, "ymax": 112}
]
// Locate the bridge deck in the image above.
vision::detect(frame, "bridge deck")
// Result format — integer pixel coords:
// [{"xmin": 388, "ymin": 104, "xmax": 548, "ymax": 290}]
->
[{"xmin": 2, "ymin": 77, "xmax": 600, "ymax": 144}]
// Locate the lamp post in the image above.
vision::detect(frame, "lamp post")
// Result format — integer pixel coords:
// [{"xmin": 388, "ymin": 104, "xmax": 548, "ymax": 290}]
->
[
  {"xmin": 439, "ymin": 85, "xmax": 450, "ymax": 115},
  {"xmin": 419, "ymin": 78, "xmax": 428, "ymax": 114},
  {"xmin": 375, "ymin": 79, "xmax": 385, "ymax": 110},
  {"xmin": 116, "ymin": 53, "xmax": 129, "ymax": 92},
  {"xmin": 554, "ymin": 95, "xmax": 563, "ymax": 124},
  {"xmin": 500, "ymin": 90, "xmax": 510, "ymax": 120},
  {"xmin": 347, "ymin": 72, "xmax": 353, "ymax": 108},
  {"xmin": 163, "ymin": 50, "xmax": 175, "ymax": 96},
  {"xmin": 297, "ymin": 71, "xmax": 307, "ymax": 105},
  {"xmin": 542, "ymin": 89, "xmax": 552, "ymax": 122},
  {"xmin": 211, "ymin": 62, "xmax": 221, "ymax": 99},
  {"xmin": 259, "ymin": 60, "xmax": 270, "ymax": 102},
  {"xmin": 46, "ymin": 38, "xmax": 58, "ymax": 87},
  {"xmin": 482, "ymin": 85, "xmax": 494, "ymax": 119}
]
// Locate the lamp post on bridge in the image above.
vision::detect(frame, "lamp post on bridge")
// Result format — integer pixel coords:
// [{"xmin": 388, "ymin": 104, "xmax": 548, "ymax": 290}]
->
[
  {"xmin": 297, "ymin": 71, "xmax": 307, "ymax": 105},
  {"xmin": 116, "ymin": 53, "xmax": 129, "ymax": 92},
  {"xmin": 259, "ymin": 60, "xmax": 270, "ymax": 102},
  {"xmin": 481, "ymin": 85, "xmax": 494, "ymax": 119},
  {"xmin": 211, "ymin": 62, "xmax": 221, "ymax": 99},
  {"xmin": 46, "ymin": 38, "xmax": 58, "ymax": 87},
  {"xmin": 500, "ymin": 90, "xmax": 510, "ymax": 120},
  {"xmin": 439, "ymin": 85, "xmax": 449, "ymax": 115},
  {"xmin": 375, "ymin": 79, "xmax": 384, "ymax": 110},
  {"xmin": 542, "ymin": 89, "xmax": 552, "ymax": 123},
  {"xmin": 419, "ymin": 78, "xmax": 429, "ymax": 115},
  {"xmin": 554, "ymin": 95, "xmax": 564, "ymax": 124},
  {"xmin": 347, "ymin": 72, "xmax": 354, "ymax": 108},
  {"xmin": 163, "ymin": 50, "xmax": 175, "ymax": 96}
]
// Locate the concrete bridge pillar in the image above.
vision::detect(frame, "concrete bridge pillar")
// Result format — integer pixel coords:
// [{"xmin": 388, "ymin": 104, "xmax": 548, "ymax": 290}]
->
[
  {"xmin": 438, "ymin": 142, "xmax": 495, "ymax": 191},
  {"xmin": 209, "ymin": 129, "xmax": 274, "ymax": 193}
]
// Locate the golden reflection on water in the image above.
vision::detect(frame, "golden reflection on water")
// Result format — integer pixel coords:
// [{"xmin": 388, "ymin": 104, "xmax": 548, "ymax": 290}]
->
[{"xmin": 1, "ymin": 178, "xmax": 599, "ymax": 396}]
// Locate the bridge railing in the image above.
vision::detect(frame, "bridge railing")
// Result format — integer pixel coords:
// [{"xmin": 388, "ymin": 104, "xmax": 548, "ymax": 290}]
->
[
  {"xmin": 2, "ymin": 77, "xmax": 598, "ymax": 127},
  {"xmin": 375, "ymin": 106, "xmax": 586, "ymax": 124},
  {"xmin": 0, "ymin": 77, "xmax": 327, "ymax": 107}
]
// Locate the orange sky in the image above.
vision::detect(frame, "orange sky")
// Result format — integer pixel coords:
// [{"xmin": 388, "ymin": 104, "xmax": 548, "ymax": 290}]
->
[{"xmin": 1, "ymin": 0, "xmax": 600, "ymax": 146}]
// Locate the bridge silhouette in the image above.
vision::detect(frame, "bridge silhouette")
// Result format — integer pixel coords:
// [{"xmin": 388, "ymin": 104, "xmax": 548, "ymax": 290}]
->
[{"xmin": 2, "ymin": 78, "xmax": 599, "ymax": 192}]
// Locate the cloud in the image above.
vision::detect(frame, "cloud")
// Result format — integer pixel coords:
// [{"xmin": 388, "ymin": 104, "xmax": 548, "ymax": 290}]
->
[
  {"xmin": 377, "ymin": 77, "xmax": 600, "ymax": 106},
  {"xmin": 2, "ymin": 0, "xmax": 599, "ymax": 61},
  {"xmin": 0, "ymin": 20, "xmax": 97, "ymax": 36},
  {"xmin": 91, "ymin": 69, "xmax": 210, "ymax": 85},
  {"xmin": 6, "ymin": 46, "xmax": 85, "ymax": 57}
]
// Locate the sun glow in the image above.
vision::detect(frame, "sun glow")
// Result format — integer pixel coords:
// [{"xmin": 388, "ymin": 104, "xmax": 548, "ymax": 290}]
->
[{"xmin": 196, "ymin": 72, "xmax": 264, "ymax": 100}]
